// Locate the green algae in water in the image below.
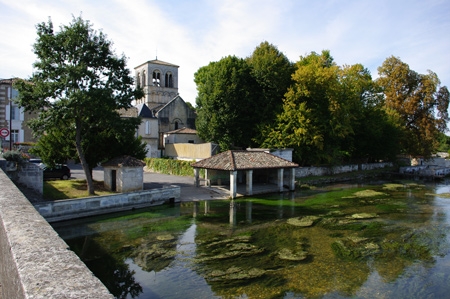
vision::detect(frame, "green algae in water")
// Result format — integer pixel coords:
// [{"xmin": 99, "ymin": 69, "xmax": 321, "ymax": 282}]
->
[{"xmin": 54, "ymin": 181, "xmax": 450, "ymax": 299}]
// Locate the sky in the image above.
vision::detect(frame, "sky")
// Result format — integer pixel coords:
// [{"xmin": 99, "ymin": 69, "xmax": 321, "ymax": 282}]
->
[{"xmin": 1, "ymin": 0, "xmax": 449, "ymax": 106}]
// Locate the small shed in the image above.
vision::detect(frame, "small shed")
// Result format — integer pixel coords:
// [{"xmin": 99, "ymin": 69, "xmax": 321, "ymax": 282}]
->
[
  {"xmin": 192, "ymin": 150, "xmax": 299, "ymax": 199},
  {"xmin": 102, "ymin": 156, "xmax": 146, "ymax": 192}
]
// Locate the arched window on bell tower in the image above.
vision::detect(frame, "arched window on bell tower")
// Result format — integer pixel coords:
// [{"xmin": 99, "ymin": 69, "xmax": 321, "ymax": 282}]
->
[
  {"xmin": 165, "ymin": 72, "xmax": 173, "ymax": 88},
  {"xmin": 136, "ymin": 73, "xmax": 141, "ymax": 88},
  {"xmin": 142, "ymin": 70, "xmax": 146, "ymax": 87},
  {"xmin": 152, "ymin": 70, "xmax": 161, "ymax": 86}
]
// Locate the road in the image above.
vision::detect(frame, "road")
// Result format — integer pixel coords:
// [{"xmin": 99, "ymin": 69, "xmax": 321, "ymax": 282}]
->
[{"xmin": 67, "ymin": 163, "xmax": 229, "ymax": 202}]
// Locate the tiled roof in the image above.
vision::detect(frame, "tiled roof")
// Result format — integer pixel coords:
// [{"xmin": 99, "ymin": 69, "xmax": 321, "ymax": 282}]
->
[
  {"xmin": 102, "ymin": 155, "xmax": 146, "ymax": 167},
  {"xmin": 134, "ymin": 59, "xmax": 179, "ymax": 69},
  {"xmin": 118, "ymin": 107, "xmax": 138, "ymax": 117},
  {"xmin": 165, "ymin": 127, "xmax": 197, "ymax": 134},
  {"xmin": 191, "ymin": 150, "xmax": 298, "ymax": 171}
]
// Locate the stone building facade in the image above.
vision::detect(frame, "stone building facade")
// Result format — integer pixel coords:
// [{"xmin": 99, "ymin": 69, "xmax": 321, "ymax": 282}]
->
[
  {"xmin": 133, "ymin": 59, "xmax": 197, "ymax": 157},
  {"xmin": 0, "ymin": 78, "xmax": 36, "ymax": 151}
]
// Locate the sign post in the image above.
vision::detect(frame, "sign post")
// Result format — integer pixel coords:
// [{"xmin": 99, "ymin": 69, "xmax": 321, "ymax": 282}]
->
[
  {"xmin": 0, "ymin": 128, "xmax": 9, "ymax": 153},
  {"xmin": 0, "ymin": 128, "xmax": 9, "ymax": 138}
]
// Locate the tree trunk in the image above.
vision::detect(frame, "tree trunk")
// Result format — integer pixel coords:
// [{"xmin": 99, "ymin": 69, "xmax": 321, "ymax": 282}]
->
[{"xmin": 75, "ymin": 126, "xmax": 95, "ymax": 195}]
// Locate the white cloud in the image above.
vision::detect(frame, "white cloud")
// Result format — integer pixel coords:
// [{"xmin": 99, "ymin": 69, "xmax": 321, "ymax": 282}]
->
[{"xmin": 1, "ymin": 0, "xmax": 449, "ymax": 104}]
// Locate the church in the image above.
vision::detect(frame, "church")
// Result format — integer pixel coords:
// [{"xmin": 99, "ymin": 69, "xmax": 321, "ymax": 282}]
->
[{"xmin": 132, "ymin": 59, "xmax": 197, "ymax": 158}]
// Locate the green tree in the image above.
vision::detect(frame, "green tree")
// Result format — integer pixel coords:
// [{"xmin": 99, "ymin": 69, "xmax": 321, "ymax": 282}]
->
[
  {"xmin": 262, "ymin": 51, "xmax": 402, "ymax": 165},
  {"xmin": 377, "ymin": 56, "xmax": 449, "ymax": 159},
  {"xmin": 246, "ymin": 41, "xmax": 294, "ymax": 143},
  {"xmin": 437, "ymin": 132, "xmax": 450, "ymax": 152},
  {"xmin": 337, "ymin": 64, "xmax": 401, "ymax": 162},
  {"xmin": 262, "ymin": 51, "xmax": 348, "ymax": 164},
  {"xmin": 14, "ymin": 16, "xmax": 144, "ymax": 194},
  {"xmin": 194, "ymin": 55, "xmax": 262, "ymax": 150}
]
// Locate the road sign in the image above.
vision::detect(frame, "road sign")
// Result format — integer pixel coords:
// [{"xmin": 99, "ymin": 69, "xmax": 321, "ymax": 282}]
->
[{"xmin": 0, "ymin": 128, "xmax": 10, "ymax": 138}]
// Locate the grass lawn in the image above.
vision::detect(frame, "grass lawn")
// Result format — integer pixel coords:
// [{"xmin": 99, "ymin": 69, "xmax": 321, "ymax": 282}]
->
[{"xmin": 44, "ymin": 179, "xmax": 116, "ymax": 200}]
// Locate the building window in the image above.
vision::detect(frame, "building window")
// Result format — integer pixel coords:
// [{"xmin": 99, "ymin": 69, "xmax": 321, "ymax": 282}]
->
[
  {"xmin": 174, "ymin": 121, "xmax": 179, "ymax": 130},
  {"xmin": 188, "ymin": 140, "xmax": 194, "ymax": 144},
  {"xmin": 165, "ymin": 73, "xmax": 173, "ymax": 88},
  {"xmin": 152, "ymin": 71, "xmax": 161, "ymax": 86},
  {"xmin": 11, "ymin": 106, "xmax": 19, "ymax": 120},
  {"xmin": 142, "ymin": 71, "xmax": 146, "ymax": 87},
  {"xmin": 145, "ymin": 120, "xmax": 151, "ymax": 135},
  {"xmin": 136, "ymin": 73, "xmax": 141, "ymax": 88},
  {"xmin": 11, "ymin": 130, "xmax": 19, "ymax": 143}
]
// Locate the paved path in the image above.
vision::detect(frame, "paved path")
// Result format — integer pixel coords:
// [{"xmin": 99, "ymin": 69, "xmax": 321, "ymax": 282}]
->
[{"xmin": 68, "ymin": 163, "xmax": 230, "ymax": 202}]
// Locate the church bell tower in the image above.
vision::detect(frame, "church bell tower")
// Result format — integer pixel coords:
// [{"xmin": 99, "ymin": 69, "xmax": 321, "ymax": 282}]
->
[{"xmin": 134, "ymin": 59, "xmax": 179, "ymax": 109}]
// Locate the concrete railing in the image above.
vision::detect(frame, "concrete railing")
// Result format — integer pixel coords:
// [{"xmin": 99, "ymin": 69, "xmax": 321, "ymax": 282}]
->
[
  {"xmin": 0, "ymin": 168, "xmax": 113, "ymax": 298},
  {"xmin": 34, "ymin": 185, "xmax": 181, "ymax": 223}
]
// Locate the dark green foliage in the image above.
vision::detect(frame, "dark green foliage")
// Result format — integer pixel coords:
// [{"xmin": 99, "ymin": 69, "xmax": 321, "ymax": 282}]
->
[
  {"xmin": 194, "ymin": 42, "xmax": 294, "ymax": 152},
  {"xmin": 195, "ymin": 56, "xmax": 263, "ymax": 150},
  {"xmin": 14, "ymin": 16, "xmax": 145, "ymax": 194}
]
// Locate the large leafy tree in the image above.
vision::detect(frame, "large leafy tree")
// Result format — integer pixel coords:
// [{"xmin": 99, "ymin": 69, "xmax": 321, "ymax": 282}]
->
[
  {"xmin": 377, "ymin": 56, "xmax": 449, "ymax": 159},
  {"xmin": 246, "ymin": 41, "xmax": 294, "ymax": 142},
  {"xmin": 262, "ymin": 51, "xmax": 401, "ymax": 165},
  {"xmin": 14, "ymin": 16, "xmax": 145, "ymax": 194},
  {"xmin": 262, "ymin": 51, "xmax": 347, "ymax": 164},
  {"xmin": 194, "ymin": 55, "xmax": 262, "ymax": 150},
  {"xmin": 337, "ymin": 64, "xmax": 401, "ymax": 162}
]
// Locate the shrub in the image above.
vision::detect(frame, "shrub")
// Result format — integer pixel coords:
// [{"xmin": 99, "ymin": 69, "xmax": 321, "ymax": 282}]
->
[
  {"xmin": 144, "ymin": 157, "xmax": 204, "ymax": 177},
  {"xmin": 2, "ymin": 150, "xmax": 29, "ymax": 165}
]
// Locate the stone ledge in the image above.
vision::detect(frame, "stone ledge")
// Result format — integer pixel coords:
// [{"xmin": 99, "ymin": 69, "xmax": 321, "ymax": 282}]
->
[
  {"xmin": 0, "ymin": 169, "xmax": 113, "ymax": 299},
  {"xmin": 34, "ymin": 185, "xmax": 181, "ymax": 223}
]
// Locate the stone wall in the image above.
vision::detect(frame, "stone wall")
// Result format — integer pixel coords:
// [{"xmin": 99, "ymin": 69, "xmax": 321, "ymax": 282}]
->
[
  {"xmin": 165, "ymin": 142, "xmax": 217, "ymax": 160},
  {"xmin": 34, "ymin": 185, "xmax": 181, "ymax": 222},
  {"xmin": 0, "ymin": 168, "xmax": 113, "ymax": 298},
  {"xmin": 0, "ymin": 159, "xmax": 43, "ymax": 195},
  {"xmin": 296, "ymin": 162, "xmax": 392, "ymax": 178}
]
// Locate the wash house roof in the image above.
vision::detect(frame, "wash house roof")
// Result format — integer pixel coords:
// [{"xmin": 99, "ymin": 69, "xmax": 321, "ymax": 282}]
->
[{"xmin": 191, "ymin": 150, "xmax": 298, "ymax": 171}]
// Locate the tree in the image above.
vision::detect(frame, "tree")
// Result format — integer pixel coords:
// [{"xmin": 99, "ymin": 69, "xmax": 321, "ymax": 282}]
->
[
  {"xmin": 194, "ymin": 55, "xmax": 262, "ymax": 150},
  {"xmin": 14, "ymin": 16, "xmax": 144, "ymax": 195},
  {"xmin": 377, "ymin": 56, "xmax": 449, "ymax": 159},
  {"xmin": 337, "ymin": 64, "xmax": 401, "ymax": 162},
  {"xmin": 246, "ymin": 42, "xmax": 294, "ymax": 143},
  {"xmin": 262, "ymin": 51, "xmax": 348, "ymax": 164},
  {"xmin": 262, "ymin": 51, "xmax": 402, "ymax": 165}
]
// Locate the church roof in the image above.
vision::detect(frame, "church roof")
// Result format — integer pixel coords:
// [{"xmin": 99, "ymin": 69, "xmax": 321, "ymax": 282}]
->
[
  {"xmin": 134, "ymin": 59, "xmax": 179, "ymax": 69},
  {"xmin": 156, "ymin": 94, "xmax": 185, "ymax": 113},
  {"xmin": 136, "ymin": 103, "xmax": 156, "ymax": 118},
  {"xmin": 118, "ymin": 107, "xmax": 138, "ymax": 117},
  {"xmin": 165, "ymin": 127, "xmax": 197, "ymax": 135},
  {"xmin": 191, "ymin": 150, "xmax": 298, "ymax": 171}
]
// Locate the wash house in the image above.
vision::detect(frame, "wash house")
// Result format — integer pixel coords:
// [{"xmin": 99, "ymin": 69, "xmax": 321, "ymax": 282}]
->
[{"xmin": 192, "ymin": 150, "xmax": 299, "ymax": 199}]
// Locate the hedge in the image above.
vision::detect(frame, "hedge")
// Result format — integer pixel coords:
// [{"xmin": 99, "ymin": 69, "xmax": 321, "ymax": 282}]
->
[{"xmin": 144, "ymin": 158, "xmax": 203, "ymax": 177}]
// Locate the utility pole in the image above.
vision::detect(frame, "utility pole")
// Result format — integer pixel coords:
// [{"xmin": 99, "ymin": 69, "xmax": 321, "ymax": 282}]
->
[{"xmin": 9, "ymin": 81, "xmax": 13, "ymax": 150}]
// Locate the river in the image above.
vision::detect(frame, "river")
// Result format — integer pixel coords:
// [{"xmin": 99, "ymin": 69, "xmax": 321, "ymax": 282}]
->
[{"xmin": 53, "ymin": 180, "xmax": 450, "ymax": 298}]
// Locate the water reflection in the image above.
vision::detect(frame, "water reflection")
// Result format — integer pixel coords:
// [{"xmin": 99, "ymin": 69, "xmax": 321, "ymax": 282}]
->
[{"xmin": 53, "ymin": 181, "xmax": 450, "ymax": 298}]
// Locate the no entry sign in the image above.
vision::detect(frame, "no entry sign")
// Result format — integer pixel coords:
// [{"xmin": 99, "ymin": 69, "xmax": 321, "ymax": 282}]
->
[{"xmin": 0, "ymin": 128, "xmax": 10, "ymax": 138}]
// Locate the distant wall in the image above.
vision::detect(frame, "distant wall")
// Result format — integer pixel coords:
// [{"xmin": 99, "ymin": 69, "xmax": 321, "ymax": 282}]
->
[
  {"xmin": 295, "ymin": 162, "xmax": 392, "ymax": 178},
  {"xmin": 34, "ymin": 185, "xmax": 181, "ymax": 222},
  {"xmin": 0, "ymin": 168, "xmax": 113, "ymax": 298},
  {"xmin": 165, "ymin": 142, "xmax": 217, "ymax": 160}
]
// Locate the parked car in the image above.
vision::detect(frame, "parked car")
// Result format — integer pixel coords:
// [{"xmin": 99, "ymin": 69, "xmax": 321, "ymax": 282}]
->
[
  {"xmin": 39, "ymin": 164, "xmax": 71, "ymax": 180},
  {"xmin": 29, "ymin": 158, "xmax": 42, "ymax": 164}
]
